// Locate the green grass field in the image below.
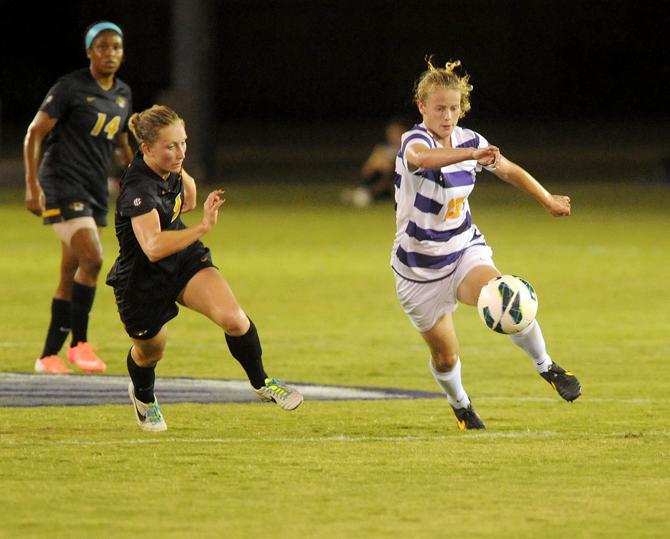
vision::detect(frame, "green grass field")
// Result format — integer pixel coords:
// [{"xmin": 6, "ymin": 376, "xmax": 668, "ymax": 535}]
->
[{"xmin": 1, "ymin": 178, "xmax": 669, "ymax": 538}]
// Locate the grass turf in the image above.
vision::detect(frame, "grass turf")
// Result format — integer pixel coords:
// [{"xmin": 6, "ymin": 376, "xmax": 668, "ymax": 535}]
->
[{"xmin": 1, "ymin": 178, "xmax": 669, "ymax": 537}]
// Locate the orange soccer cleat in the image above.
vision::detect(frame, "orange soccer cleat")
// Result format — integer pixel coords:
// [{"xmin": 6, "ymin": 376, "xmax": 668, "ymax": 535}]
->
[
  {"xmin": 34, "ymin": 355, "xmax": 73, "ymax": 374},
  {"xmin": 66, "ymin": 342, "xmax": 107, "ymax": 373}
]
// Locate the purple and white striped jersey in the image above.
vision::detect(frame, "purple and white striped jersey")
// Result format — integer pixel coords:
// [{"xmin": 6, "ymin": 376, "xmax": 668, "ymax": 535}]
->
[{"xmin": 391, "ymin": 123, "xmax": 493, "ymax": 283}]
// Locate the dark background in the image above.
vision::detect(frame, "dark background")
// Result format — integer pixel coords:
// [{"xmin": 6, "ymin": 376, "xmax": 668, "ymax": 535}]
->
[
  {"xmin": 1, "ymin": 0, "xmax": 669, "ymax": 180},
  {"xmin": 2, "ymin": 0, "xmax": 668, "ymax": 122}
]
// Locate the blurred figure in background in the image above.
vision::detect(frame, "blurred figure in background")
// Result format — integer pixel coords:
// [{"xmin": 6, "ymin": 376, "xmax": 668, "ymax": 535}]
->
[
  {"xmin": 23, "ymin": 21, "xmax": 133, "ymax": 374},
  {"xmin": 341, "ymin": 117, "xmax": 411, "ymax": 207}
]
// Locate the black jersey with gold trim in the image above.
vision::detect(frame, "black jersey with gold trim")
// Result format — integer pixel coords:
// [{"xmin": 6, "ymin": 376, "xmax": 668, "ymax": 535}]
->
[
  {"xmin": 38, "ymin": 68, "xmax": 132, "ymax": 214},
  {"xmin": 106, "ymin": 153, "xmax": 196, "ymax": 292}
]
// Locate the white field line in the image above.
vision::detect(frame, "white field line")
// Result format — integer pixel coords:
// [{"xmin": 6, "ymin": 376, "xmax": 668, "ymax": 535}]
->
[
  {"xmin": 0, "ymin": 431, "xmax": 558, "ymax": 446},
  {"xmin": 1, "ymin": 430, "xmax": 668, "ymax": 447}
]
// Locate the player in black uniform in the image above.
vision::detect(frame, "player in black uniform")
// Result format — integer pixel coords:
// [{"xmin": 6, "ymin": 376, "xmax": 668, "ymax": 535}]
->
[
  {"xmin": 24, "ymin": 21, "xmax": 133, "ymax": 374},
  {"xmin": 106, "ymin": 105, "xmax": 303, "ymax": 432}
]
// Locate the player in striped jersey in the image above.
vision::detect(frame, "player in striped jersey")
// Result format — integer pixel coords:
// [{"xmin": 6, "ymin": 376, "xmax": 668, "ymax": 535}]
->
[{"xmin": 392, "ymin": 57, "xmax": 581, "ymax": 430}]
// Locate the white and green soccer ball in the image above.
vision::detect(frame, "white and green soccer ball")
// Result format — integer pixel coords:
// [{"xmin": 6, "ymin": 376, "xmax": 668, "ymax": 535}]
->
[{"xmin": 477, "ymin": 275, "xmax": 538, "ymax": 334}]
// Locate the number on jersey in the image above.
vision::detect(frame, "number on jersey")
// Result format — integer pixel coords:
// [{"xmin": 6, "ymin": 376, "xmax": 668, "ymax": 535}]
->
[
  {"xmin": 90, "ymin": 113, "xmax": 121, "ymax": 140},
  {"xmin": 446, "ymin": 197, "xmax": 465, "ymax": 219}
]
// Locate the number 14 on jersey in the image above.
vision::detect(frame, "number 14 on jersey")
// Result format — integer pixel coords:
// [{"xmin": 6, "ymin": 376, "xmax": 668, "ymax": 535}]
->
[{"xmin": 90, "ymin": 113, "xmax": 121, "ymax": 140}]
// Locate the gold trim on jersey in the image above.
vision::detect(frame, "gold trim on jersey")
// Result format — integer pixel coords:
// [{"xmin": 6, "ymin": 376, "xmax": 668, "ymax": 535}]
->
[
  {"xmin": 42, "ymin": 208, "xmax": 61, "ymax": 218},
  {"xmin": 171, "ymin": 193, "xmax": 182, "ymax": 223}
]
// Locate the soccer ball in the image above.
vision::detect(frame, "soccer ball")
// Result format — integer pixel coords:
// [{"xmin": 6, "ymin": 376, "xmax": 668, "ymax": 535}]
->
[{"xmin": 477, "ymin": 275, "xmax": 538, "ymax": 334}]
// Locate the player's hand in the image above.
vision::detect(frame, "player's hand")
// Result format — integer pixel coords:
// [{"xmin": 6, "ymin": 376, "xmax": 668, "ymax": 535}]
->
[
  {"xmin": 473, "ymin": 146, "xmax": 500, "ymax": 167},
  {"xmin": 202, "ymin": 189, "xmax": 225, "ymax": 229},
  {"xmin": 25, "ymin": 183, "xmax": 45, "ymax": 217},
  {"xmin": 545, "ymin": 194, "xmax": 571, "ymax": 217}
]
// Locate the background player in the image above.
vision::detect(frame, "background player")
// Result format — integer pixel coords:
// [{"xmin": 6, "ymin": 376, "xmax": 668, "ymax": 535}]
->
[
  {"xmin": 341, "ymin": 117, "xmax": 410, "ymax": 207},
  {"xmin": 392, "ymin": 57, "xmax": 581, "ymax": 430},
  {"xmin": 107, "ymin": 105, "xmax": 303, "ymax": 432},
  {"xmin": 24, "ymin": 21, "xmax": 133, "ymax": 374}
]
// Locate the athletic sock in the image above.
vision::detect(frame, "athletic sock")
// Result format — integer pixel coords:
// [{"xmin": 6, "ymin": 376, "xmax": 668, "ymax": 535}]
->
[
  {"xmin": 127, "ymin": 349, "xmax": 156, "ymax": 404},
  {"xmin": 224, "ymin": 320, "xmax": 268, "ymax": 389},
  {"xmin": 40, "ymin": 298, "xmax": 71, "ymax": 358},
  {"xmin": 509, "ymin": 319, "xmax": 553, "ymax": 373},
  {"xmin": 429, "ymin": 358, "xmax": 471, "ymax": 409},
  {"xmin": 70, "ymin": 282, "xmax": 96, "ymax": 346}
]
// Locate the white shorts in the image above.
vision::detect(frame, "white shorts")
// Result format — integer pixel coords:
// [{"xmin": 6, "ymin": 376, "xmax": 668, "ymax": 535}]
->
[
  {"xmin": 52, "ymin": 217, "xmax": 98, "ymax": 247},
  {"xmin": 394, "ymin": 244, "xmax": 496, "ymax": 332}
]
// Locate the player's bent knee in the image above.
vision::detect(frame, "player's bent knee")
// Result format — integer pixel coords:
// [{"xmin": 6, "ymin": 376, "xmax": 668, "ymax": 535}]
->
[
  {"xmin": 432, "ymin": 352, "xmax": 459, "ymax": 372},
  {"xmin": 77, "ymin": 264, "xmax": 102, "ymax": 284},
  {"xmin": 135, "ymin": 347, "xmax": 164, "ymax": 367},
  {"xmin": 82, "ymin": 255, "xmax": 103, "ymax": 274},
  {"xmin": 133, "ymin": 336, "xmax": 166, "ymax": 366},
  {"xmin": 148, "ymin": 352, "xmax": 164, "ymax": 366},
  {"xmin": 214, "ymin": 309, "xmax": 248, "ymax": 335}
]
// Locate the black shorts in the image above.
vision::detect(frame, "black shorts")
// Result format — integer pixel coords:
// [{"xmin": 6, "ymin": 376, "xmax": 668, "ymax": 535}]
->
[
  {"xmin": 42, "ymin": 199, "xmax": 108, "ymax": 227},
  {"xmin": 112, "ymin": 245, "xmax": 215, "ymax": 340}
]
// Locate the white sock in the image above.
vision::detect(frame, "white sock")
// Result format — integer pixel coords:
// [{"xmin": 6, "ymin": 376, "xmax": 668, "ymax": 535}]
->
[
  {"xmin": 429, "ymin": 358, "xmax": 471, "ymax": 409},
  {"xmin": 509, "ymin": 320, "xmax": 553, "ymax": 373}
]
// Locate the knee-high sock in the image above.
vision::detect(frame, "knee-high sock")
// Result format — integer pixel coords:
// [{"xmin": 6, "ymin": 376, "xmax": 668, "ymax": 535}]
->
[
  {"xmin": 225, "ymin": 320, "xmax": 268, "ymax": 389},
  {"xmin": 429, "ymin": 358, "xmax": 471, "ymax": 409},
  {"xmin": 70, "ymin": 282, "xmax": 96, "ymax": 346},
  {"xmin": 127, "ymin": 349, "xmax": 156, "ymax": 404},
  {"xmin": 509, "ymin": 320, "xmax": 552, "ymax": 373},
  {"xmin": 41, "ymin": 298, "xmax": 71, "ymax": 357}
]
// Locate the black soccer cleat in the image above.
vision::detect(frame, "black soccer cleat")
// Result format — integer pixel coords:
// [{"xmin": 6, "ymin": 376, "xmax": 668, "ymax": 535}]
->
[
  {"xmin": 540, "ymin": 362, "xmax": 582, "ymax": 402},
  {"xmin": 451, "ymin": 404, "xmax": 486, "ymax": 430}
]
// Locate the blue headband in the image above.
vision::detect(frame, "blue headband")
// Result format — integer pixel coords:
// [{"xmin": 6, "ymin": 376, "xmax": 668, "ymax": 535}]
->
[{"xmin": 85, "ymin": 22, "xmax": 123, "ymax": 49}]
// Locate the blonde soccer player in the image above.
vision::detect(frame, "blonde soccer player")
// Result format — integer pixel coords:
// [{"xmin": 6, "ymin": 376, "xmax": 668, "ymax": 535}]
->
[
  {"xmin": 106, "ymin": 105, "xmax": 302, "ymax": 431},
  {"xmin": 391, "ymin": 57, "xmax": 581, "ymax": 430}
]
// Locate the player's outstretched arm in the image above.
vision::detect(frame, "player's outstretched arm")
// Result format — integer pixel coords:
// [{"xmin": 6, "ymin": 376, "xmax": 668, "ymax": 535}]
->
[
  {"xmin": 491, "ymin": 155, "xmax": 571, "ymax": 217},
  {"xmin": 406, "ymin": 144, "xmax": 499, "ymax": 171},
  {"xmin": 131, "ymin": 190, "xmax": 225, "ymax": 262}
]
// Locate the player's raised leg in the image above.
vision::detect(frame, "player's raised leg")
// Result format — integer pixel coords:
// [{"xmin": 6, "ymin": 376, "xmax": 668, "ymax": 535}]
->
[
  {"xmin": 179, "ymin": 267, "xmax": 303, "ymax": 410},
  {"xmin": 474, "ymin": 273, "xmax": 581, "ymax": 402},
  {"xmin": 509, "ymin": 320, "xmax": 581, "ymax": 401}
]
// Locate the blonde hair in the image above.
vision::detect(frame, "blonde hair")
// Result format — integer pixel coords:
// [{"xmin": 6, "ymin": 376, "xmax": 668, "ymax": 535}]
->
[
  {"xmin": 128, "ymin": 105, "xmax": 184, "ymax": 146},
  {"xmin": 413, "ymin": 55, "xmax": 473, "ymax": 118}
]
